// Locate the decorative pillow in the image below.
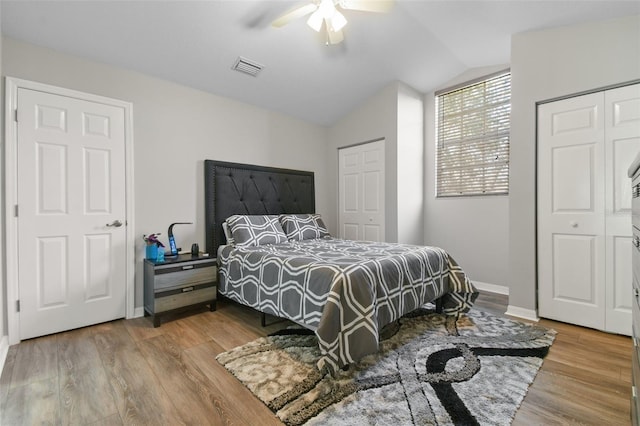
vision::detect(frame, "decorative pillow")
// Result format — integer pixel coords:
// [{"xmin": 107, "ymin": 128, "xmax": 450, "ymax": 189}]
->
[
  {"xmin": 279, "ymin": 214, "xmax": 330, "ymax": 241},
  {"xmin": 226, "ymin": 215, "xmax": 288, "ymax": 247},
  {"xmin": 222, "ymin": 221, "xmax": 235, "ymax": 245}
]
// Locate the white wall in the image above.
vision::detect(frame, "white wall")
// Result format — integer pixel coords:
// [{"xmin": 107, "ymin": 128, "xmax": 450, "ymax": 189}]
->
[
  {"xmin": 327, "ymin": 81, "xmax": 425, "ymax": 245},
  {"xmin": 424, "ymin": 65, "xmax": 510, "ymax": 289},
  {"xmin": 2, "ymin": 37, "xmax": 329, "ymax": 310},
  {"xmin": 509, "ymin": 15, "xmax": 640, "ymax": 313},
  {"xmin": 397, "ymin": 84, "xmax": 424, "ymax": 245}
]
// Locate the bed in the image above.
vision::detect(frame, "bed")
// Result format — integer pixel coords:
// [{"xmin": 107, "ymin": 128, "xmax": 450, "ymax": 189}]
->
[{"xmin": 204, "ymin": 160, "xmax": 478, "ymax": 373}]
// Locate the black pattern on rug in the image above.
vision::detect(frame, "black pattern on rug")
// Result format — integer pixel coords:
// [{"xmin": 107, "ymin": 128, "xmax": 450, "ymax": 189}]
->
[{"xmin": 216, "ymin": 308, "xmax": 555, "ymax": 425}]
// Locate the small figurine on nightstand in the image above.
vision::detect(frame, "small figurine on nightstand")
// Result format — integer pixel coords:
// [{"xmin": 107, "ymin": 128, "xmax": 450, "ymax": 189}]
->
[{"xmin": 143, "ymin": 233, "xmax": 165, "ymax": 263}]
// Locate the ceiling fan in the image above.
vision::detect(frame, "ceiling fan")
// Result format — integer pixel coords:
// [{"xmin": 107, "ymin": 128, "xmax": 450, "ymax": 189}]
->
[{"xmin": 272, "ymin": 0, "xmax": 395, "ymax": 45}]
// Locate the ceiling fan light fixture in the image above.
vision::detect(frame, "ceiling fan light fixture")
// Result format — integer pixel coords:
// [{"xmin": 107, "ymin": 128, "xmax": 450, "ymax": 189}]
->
[
  {"xmin": 307, "ymin": 0, "xmax": 347, "ymax": 33},
  {"xmin": 330, "ymin": 10, "xmax": 347, "ymax": 32},
  {"xmin": 307, "ymin": 9, "xmax": 324, "ymax": 32},
  {"xmin": 276, "ymin": 0, "xmax": 393, "ymax": 45}
]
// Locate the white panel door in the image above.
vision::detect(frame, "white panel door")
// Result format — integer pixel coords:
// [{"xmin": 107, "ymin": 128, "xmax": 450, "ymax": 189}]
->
[
  {"xmin": 17, "ymin": 88, "xmax": 127, "ymax": 340},
  {"xmin": 338, "ymin": 140, "xmax": 385, "ymax": 241},
  {"xmin": 538, "ymin": 83, "xmax": 639, "ymax": 335},
  {"xmin": 604, "ymin": 83, "xmax": 640, "ymax": 335},
  {"xmin": 538, "ymin": 93, "xmax": 607, "ymax": 330}
]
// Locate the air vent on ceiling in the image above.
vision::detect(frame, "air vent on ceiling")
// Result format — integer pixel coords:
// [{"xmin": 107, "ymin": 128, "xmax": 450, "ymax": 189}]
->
[{"xmin": 232, "ymin": 56, "xmax": 264, "ymax": 77}]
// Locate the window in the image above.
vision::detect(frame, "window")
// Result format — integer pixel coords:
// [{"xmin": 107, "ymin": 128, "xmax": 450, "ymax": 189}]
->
[{"xmin": 436, "ymin": 71, "xmax": 511, "ymax": 197}]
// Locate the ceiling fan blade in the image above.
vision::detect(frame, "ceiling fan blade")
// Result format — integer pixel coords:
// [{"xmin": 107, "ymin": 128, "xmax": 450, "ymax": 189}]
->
[
  {"xmin": 272, "ymin": 3, "xmax": 318, "ymax": 28},
  {"xmin": 339, "ymin": 0, "xmax": 394, "ymax": 13},
  {"xmin": 326, "ymin": 28, "xmax": 344, "ymax": 45}
]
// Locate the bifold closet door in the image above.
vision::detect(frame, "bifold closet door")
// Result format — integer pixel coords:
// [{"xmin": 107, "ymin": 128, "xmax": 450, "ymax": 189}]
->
[
  {"xmin": 338, "ymin": 140, "xmax": 385, "ymax": 242},
  {"xmin": 538, "ymin": 92, "xmax": 607, "ymax": 331},
  {"xmin": 538, "ymin": 83, "xmax": 639, "ymax": 335},
  {"xmin": 604, "ymin": 84, "xmax": 640, "ymax": 335}
]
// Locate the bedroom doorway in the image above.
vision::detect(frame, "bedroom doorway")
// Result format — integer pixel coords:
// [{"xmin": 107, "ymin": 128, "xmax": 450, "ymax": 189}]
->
[
  {"xmin": 338, "ymin": 139, "xmax": 385, "ymax": 241},
  {"xmin": 5, "ymin": 78, "xmax": 135, "ymax": 343}
]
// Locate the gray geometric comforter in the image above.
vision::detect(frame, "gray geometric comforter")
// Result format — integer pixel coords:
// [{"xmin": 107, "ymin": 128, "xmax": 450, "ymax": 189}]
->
[{"xmin": 218, "ymin": 238, "xmax": 478, "ymax": 373}]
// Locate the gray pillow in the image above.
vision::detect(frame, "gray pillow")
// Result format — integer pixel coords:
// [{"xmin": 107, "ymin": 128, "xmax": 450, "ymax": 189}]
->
[
  {"xmin": 222, "ymin": 221, "xmax": 235, "ymax": 245},
  {"xmin": 279, "ymin": 214, "xmax": 330, "ymax": 241},
  {"xmin": 226, "ymin": 215, "xmax": 288, "ymax": 247}
]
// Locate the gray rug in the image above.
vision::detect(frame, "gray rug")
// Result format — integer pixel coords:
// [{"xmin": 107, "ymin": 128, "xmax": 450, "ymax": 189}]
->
[{"xmin": 216, "ymin": 307, "xmax": 555, "ymax": 425}]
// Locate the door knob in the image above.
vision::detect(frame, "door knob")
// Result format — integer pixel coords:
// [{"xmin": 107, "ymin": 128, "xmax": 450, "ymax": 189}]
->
[{"xmin": 106, "ymin": 220, "xmax": 123, "ymax": 227}]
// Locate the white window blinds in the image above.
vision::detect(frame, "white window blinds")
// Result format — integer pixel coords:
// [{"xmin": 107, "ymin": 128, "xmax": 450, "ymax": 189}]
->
[{"xmin": 436, "ymin": 72, "xmax": 511, "ymax": 197}]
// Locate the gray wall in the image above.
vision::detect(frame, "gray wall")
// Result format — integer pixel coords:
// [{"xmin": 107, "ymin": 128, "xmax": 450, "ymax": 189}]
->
[
  {"xmin": 424, "ymin": 65, "xmax": 511, "ymax": 289},
  {"xmin": 397, "ymin": 84, "xmax": 425, "ymax": 245},
  {"xmin": 2, "ymin": 37, "xmax": 330, "ymax": 310},
  {"xmin": 508, "ymin": 15, "xmax": 640, "ymax": 313},
  {"xmin": 327, "ymin": 81, "xmax": 425, "ymax": 245},
  {"xmin": 327, "ymin": 83, "xmax": 399, "ymax": 242}
]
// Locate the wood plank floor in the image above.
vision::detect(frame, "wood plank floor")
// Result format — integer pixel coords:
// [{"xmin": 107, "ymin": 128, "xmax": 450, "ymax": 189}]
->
[{"xmin": 0, "ymin": 292, "xmax": 632, "ymax": 425}]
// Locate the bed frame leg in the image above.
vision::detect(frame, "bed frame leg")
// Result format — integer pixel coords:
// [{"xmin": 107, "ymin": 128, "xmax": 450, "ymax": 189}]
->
[{"xmin": 435, "ymin": 298, "xmax": 443, "ymax": 314}]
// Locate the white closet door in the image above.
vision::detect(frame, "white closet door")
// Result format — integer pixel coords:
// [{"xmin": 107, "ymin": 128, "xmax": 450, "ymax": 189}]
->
[
  {"xmin": 538, "ymin": 83, "xmax": 639, "ymax": 335},
  {"xmin": 338, "ymin": 140, "xmax": 385, "ymax": 241},
  {"xmin": 538, "ymin": 92, "xmax": 607, "ymax": 330},
  {"xmin": 604, "ymin": 84, "xmax": 640, "ymax": 335}
]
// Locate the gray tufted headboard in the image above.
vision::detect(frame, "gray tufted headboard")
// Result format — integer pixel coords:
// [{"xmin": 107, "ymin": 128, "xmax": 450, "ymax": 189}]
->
[{"xmin": 204, "ymin": 160, "xmax": 316, "ymax": 256}]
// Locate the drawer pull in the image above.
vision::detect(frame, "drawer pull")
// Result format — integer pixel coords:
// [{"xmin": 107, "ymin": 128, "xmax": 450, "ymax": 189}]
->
[
  {"xmin": 182, "ymin": 265, "xmax": 194, "ymax": 270},
  {"xmin": 182, "ymin": 287, "xmax": 194, "ymax": 293}
]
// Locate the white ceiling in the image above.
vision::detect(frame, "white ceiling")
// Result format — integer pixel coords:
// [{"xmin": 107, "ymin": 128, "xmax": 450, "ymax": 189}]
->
[{"xmin": 2, "ymin": 0, "xmax": 638, "ymax": 126}]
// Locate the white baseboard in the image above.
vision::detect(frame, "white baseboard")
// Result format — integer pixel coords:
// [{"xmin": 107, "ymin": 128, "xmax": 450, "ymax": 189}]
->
[
  {"xmin": 505, "ymin": 305, "xmax": 539, "ymax": 322},
  {"xmin": 0, "ymin": 335, "xmax": 9, "ymax": 374},
  {"xmin": 133, "ymin": 306, "xmax": 145, "ymax": 318},
  {"xmin": 473, "ymin": 281, "xmax": 509, "ymax": 295}
]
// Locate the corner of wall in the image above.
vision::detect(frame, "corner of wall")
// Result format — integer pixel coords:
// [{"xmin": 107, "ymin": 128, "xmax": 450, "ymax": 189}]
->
[{"xmin": 397, "ymin": 83, "xmax": 424, "ymax": 245}]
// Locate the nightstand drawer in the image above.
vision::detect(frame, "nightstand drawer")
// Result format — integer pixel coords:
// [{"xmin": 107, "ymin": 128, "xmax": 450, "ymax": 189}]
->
[
  {"xmin": 154, "ymin": 264, "xmax": 217, "ymax": 292},
  {"xmin": 634, "ymin": 281, "xmax": 640, "ymax": 340},
  {"xmin": 144, "ymin": 254, "xmax": 218, "ymax": 327},
  {"xmin": 634, "ymin": 227, "xmax": 640, "ymax": 286},
  {"xmin": 633, "ymin": 174, "xmax": 640, "ymax": 227},
  {"xmin": 155, "ymin": 283, "xmax": 216, "ymax": 313}
]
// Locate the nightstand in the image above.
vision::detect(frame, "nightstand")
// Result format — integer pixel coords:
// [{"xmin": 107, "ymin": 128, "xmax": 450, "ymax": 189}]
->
[{"xmin": 143, "ymin": 253, "xmax": 217, "ymax": 327}]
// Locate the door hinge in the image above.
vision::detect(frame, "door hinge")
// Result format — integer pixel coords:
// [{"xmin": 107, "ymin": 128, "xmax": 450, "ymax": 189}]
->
[
  {"xmin": 16, "ymin": 300, "xmax": 20, "ymax": 312},
  {"xmin": 14, "ymin": 109, "xmax": 18, "ymax": 122},
  {"xmin": 14, "ymin": 205, "xmax": 18, "ymax": 217}
]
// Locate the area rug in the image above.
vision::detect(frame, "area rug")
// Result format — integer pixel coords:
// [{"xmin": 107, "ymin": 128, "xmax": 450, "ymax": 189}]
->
[{"xmin": 216, "ymin": 307, "xmax": 556, "ymax": 425}]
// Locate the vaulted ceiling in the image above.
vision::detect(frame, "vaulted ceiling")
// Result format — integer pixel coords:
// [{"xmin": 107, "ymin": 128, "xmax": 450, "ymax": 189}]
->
[{"xmin": 2, "ymin": 1, "xmax": 638, "ymax": 126}]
